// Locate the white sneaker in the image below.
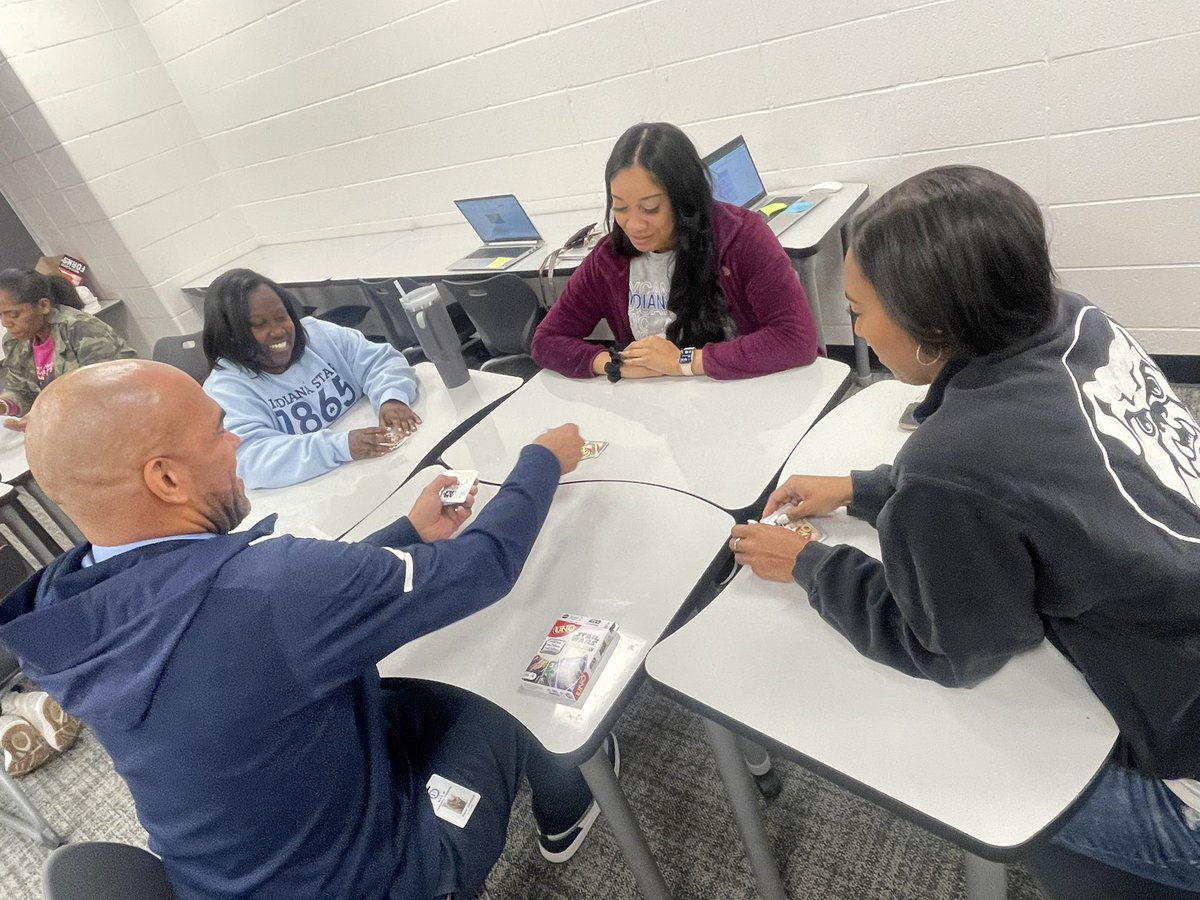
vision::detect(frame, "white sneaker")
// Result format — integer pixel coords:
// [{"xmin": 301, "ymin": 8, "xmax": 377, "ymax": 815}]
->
[
  {"xmin": 0, "ymin": 713, "xmax": 53, "ymax": 776},
  {"xmin": 1, "ymin": 691, "xmax": 82, "ymax": 753},
  {"xmin": 537, "ymin": 733, "xmax": 621, "ymax": 864}
]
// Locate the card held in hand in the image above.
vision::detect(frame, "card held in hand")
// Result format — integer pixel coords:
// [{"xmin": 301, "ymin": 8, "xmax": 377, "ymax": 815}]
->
[
  {"xmin": 440, "ymin": 469, "xmax": 478, "ymax": 505},
  {"xmin": 580, "ymin": 440, "xmax": 609, "ymax": 460}
]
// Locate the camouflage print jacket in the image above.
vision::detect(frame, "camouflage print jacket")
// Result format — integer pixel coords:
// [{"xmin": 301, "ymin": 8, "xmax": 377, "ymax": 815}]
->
[{"xmin": 1, "ymin": 306, "xmax": 137, "ymax": 414}]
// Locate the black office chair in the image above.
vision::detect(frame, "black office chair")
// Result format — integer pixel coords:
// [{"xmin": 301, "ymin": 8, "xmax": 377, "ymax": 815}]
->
[
  {"xmin": 152, "ymin": 331, "xmax": 209, "ymax": 384},
  {"xmin": 42, "ymin": 841, "xmax": 177, "ymax": 900},
  {"xmin": 1022, "ymin": 839, "xmax": 1200, "ymax": 900},
  {"xmin": 439, "ymin": 274, "xmax": 544, "ymax": 380},
  {"xmin": 360, "ymin": 278, "xmax": 486, "ymax": 366},
  {"xmin": 358, "ymin": 278, "xmax": 427, "ymax": 363},
  {"xmin": 288, "ymin": 280, "xmax": 383, "ymax": 340}
]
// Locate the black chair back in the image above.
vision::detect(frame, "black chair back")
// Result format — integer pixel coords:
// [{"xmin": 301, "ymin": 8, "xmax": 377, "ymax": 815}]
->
[
  {"xmin": 151, "ymin": 332, "xmax": 208, "ymax": 384},
  {"xmin": 440, "ymin": 274, "xmax": 542, "ymax": 359},
  {"xmin": 43, "ymin": 841, "xmax": 178, "ymax": 900}
]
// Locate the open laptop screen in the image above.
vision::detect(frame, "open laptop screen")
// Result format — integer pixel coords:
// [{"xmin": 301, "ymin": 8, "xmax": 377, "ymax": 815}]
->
[
  {"xmin": 454, "ymin": 195, "xmax": 541, "ymax": 243},
  {"xmin": 703, "ymin": 136, "xmax": 767, "ymax": 209}
]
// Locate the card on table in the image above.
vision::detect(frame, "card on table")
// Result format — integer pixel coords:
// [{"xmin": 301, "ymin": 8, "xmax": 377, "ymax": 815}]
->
[{"xmin": 439, "ymin": 469, "xmax": 478, "ymax": 505}]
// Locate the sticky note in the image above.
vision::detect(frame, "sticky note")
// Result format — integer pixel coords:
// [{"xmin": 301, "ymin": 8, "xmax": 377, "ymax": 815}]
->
[
  {"xmin": 487, "ymin": 256, "xmax": 512, "ymax": 269},
  {"xmin": 760, "ymin": 202, "xmax": 789, "ymax": 218}
]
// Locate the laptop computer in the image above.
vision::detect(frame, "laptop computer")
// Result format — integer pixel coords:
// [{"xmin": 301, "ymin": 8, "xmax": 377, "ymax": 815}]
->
[
  {"xmin": 446, "ymin": 195, "xmax": 545, "ymax": 271},
  {"xmin": 702, "ymin": 135, "xmax": 827, "ymax": 236}
]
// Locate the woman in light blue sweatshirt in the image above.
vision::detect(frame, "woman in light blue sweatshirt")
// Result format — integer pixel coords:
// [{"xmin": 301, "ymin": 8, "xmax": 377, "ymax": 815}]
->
[{"xmin": 202, "ymin": 268, "xmax": 420, "ymax": 489}]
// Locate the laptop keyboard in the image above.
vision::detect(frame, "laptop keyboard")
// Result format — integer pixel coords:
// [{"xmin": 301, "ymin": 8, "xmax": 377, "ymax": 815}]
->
[{"xmin": 465, "ymin": 246, "xmax": 525, "ymax": 259}]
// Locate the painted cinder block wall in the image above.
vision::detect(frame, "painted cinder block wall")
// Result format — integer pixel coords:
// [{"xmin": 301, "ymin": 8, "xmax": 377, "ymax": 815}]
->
[{"xmin": 1, "ymin": 0, "xmax": 1197, "ymax": 353}]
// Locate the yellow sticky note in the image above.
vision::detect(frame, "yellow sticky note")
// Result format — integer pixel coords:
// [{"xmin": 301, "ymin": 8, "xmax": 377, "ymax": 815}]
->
[
  {"xmin": 487, "ymin": 256, "xmax": 512, "ymax": 269},
  {"xmin": 760, "ymin": 202, "xmax": 788, "ymax": 217}
]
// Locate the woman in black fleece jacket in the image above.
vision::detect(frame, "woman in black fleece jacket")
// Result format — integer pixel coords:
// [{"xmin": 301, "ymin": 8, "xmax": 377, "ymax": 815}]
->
[{"xmin": 731, "ymin": 165, "xmax": 1200, "ymax": 892}]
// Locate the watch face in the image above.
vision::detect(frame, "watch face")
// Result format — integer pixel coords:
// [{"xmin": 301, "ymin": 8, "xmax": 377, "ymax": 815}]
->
[{"xmin": 679, "ymin": 348, "xmax": 694, "ymax": 364}]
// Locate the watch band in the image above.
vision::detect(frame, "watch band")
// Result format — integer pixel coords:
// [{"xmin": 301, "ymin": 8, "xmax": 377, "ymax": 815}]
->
[{"xmin": 678, "ymin": 347, "xmax": 695, "ymax": 376}]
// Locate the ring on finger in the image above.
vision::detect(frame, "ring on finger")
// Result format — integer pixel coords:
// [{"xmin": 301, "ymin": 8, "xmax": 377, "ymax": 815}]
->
[{"xmin": 732, "ymin": 536, "xmax": 742, "ymax": 551}]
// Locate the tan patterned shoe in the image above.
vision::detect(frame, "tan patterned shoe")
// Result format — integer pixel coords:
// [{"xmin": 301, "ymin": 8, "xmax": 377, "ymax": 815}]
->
[
  {"xmin": 0, "ymin": 714, "xmax": 53, "ymax": 776},
  {"xmin": 2, "ymin": 690, "xmax": 83, "ymax": 753}
]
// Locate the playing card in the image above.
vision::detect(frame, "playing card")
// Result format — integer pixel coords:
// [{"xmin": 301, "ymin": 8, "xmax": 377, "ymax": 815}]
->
[
  {"xmin": 426, "ymin": 774, "xmax": 480, "ymax": 827},
  {"xmin": 784, "ymin": 517, "xmax": 825, "ymax": 541},
  {"xmin": 759, "ymin": 506, "xmax": 797, "ymax": 527},
  {"xmin": 758, "ymin": 506, "xmax": 825, "ymax": 541},
  {"xmin": 439, "ymin": 469, "xmax": 478, "ymax": 505},
  {"xmin": 580, "ymin": 440, "xmax": 609, "ymax": 459},
  {"xmin": 380, "ymin": 427, "xmax": 409, "ymax": 450}
]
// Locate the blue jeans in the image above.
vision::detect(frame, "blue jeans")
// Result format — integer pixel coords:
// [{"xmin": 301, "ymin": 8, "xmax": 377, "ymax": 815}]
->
[{"xmin": 1051, "ymin": 761, "xmax": 1200, "ymax": 891}]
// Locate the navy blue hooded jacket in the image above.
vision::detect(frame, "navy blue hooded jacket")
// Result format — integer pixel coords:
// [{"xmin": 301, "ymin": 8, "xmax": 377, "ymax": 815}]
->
[{"xmin": 0, "ymin": 445, "xmax": 560, "ymax": 899}]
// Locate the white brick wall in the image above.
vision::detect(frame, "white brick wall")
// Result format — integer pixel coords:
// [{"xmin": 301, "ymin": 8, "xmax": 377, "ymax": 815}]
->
[
  {"xmin": 0, "ymin": 0, "xmax": 253, "ymax": 352},
  {"xmin": 0, "ymin": 0, "xmax": 1198, "ymax": 353}
]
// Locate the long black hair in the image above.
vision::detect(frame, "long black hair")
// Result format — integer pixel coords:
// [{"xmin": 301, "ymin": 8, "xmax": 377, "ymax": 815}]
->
[
  {"xmin": 0, "ymin": 267, "xmax": 84, "ymax": 310},
  {"xmin": 202, "ymin": 268, "xmax": 307, "ymax": 373},
  {"xmin": 851, "ymin": 166, "xmax": 1056, "ymax": 359},
  {"xmin": 605, "ymin": 123, "xmax": 728, "ymax": 348}
]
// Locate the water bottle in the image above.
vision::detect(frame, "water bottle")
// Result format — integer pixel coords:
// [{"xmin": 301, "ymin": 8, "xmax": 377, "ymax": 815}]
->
[{"xmin": 397, "ymin": 283, "xmax": 470, "ymax": 388}]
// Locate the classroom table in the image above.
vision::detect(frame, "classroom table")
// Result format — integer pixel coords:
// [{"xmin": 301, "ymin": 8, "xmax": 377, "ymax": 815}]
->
[
  {"xmin": 180, "ymin": 184, "xmax": 871, "ymax": 387},
  {"xmin": 182, "ymin": 207, "xmax": 605, "ymax": 295},
  {"xmin": 774, "ymin": 182, "xmax": 871, "ymax": 381},
  {"xmin": 182, "ymin": 183, "xmax": 865, "ymax": 299},
  {"xmin": 242, "ymin": 363, "xmax": 521, "ymax": 539},
  {"xmin": 441, "ymin": 358, "xmax": 851, "ymax": 513},
  {"xmin": 644, "ymin": 381, "xmax": 1119, "ymax": 900},
  {"xmin": 343, "ymin": 469, "xmax": 735, "ymax": 900}
]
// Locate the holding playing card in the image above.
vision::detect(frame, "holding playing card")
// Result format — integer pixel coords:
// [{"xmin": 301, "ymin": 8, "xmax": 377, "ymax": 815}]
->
[
  {"xmin": 758, "ymin": 505, "xmax": 825, "ymax": 542},
  {"xmin": 439, "ymin": 469, "xmax": 478, "ymax": 505},
  {"xmin": 580, "ymin": 440, "xmax": 609, "ymax": 459}
]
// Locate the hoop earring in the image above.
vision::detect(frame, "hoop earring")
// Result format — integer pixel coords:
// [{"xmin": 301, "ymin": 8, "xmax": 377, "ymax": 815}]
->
[{"xmin": 915, "ymin": 344, "xmax": 944, "ymax": 367}]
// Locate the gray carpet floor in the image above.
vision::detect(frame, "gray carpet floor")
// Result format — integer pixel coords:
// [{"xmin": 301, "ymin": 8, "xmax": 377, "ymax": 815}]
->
[
  {"xmin": 1, "ymin": 680, "xmax": 1048, "ymax": 900},
  {"xmin": 3, "ymin": 380, "xmax": 1199, "ymax": 900}
]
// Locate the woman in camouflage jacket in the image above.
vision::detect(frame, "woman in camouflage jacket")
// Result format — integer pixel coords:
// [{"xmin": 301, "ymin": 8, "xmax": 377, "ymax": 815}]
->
[{"xmin": 0, "ymin": 267, "xmax": 136, "ymax": 419}]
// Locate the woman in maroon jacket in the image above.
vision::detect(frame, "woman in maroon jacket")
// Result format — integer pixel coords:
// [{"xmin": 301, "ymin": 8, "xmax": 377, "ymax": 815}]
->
[{"xmin": 531, "ymin": 122, "xmax": 820, "ymax": 381}]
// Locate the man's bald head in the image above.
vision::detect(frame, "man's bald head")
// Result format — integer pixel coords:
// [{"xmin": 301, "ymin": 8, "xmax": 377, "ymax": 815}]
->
[{"xmin": 27, "ymin": 360, "xmax": 247, "ymax": 544}]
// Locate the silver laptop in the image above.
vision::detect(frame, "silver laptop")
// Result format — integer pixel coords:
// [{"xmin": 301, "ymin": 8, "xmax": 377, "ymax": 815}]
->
[
  {"xmin": 446, "ymin": 195, "xmax": 544, "ymax": 271},
  {"xmin": 703, "ymin": 135, "xmax": 826, "ymax": 236}
]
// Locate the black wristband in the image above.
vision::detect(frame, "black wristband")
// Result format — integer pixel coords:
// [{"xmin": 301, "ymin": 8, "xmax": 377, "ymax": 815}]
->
[{"xmin": 604, "ymin": 348, "xmax": 623, "ymax": 383}]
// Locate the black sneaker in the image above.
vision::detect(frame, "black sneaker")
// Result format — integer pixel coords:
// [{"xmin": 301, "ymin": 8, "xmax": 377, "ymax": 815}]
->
[{"xmin": 537, "ymin": 732, "xmax": 621, "ymax": 863}]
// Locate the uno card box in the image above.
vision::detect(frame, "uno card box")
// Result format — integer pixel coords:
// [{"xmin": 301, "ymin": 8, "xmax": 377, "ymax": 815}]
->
[
  {"xmin": 35, "ymin": 254, "xmax": 92, "ymax": 290},
  {"xmin": 522, "ymin": 615, "xmax": 618, "ymax": 702}
]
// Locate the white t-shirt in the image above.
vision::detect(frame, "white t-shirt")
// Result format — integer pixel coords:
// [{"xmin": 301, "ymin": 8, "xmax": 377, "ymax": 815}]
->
[{"xmin": 628, "ymin": 250, "xmax": 675, "ymax": 340}]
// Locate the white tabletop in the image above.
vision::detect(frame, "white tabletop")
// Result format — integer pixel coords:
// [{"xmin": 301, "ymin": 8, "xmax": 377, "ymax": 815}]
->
[
  {"xmin": 355, "ymin": 208, "xmax": 602, "ymax": 282},
  {"xmin": 183, "ymin": 181, "xmax": 867, "ymax": 294},
  {"xmin": 645, "ymin": 380, "xmax": 1118, "ymax": 851},
  {"xmin": 774, "ymin": 182, "xmax": 868, "ymax": 256},
  {"xmin": 0, "ymin": 428, "xmax": 29, "ymax": 482},
  {"xmin": 184, "ymin": 208, "xmax": 604, "ymax": 293},
  {"xmin": 344, "ymin": 472, "xmax": 734, "ymax": 757},
  {"xmin": 243, "ymin": 363, "xmax": 521, "ymax": 539},
  {"xmin": 442, "ymin": 358, "xmax": 851, "ymax": 511}
]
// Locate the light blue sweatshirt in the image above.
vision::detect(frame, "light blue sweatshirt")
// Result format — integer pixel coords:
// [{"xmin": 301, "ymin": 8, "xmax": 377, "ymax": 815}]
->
[{"xmin": 203, "ymin": 317, "xmax": 418, "ymax": 489}]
